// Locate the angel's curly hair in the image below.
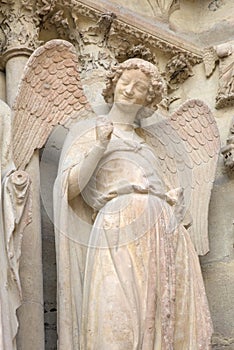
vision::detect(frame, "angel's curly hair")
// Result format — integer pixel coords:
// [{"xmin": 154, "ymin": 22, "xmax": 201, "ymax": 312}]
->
[{"xmin": 102, "ymin": 58, "xmax": 165, "ymax": 110}]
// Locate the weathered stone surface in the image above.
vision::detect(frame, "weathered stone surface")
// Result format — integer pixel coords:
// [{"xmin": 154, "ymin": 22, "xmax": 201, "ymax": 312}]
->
[
  {"xmin": 0, "ymin": 1, "xmax": 233, "ymax": 349},
  {"xmin": 202, "ymin": 261, "xmax": 234, "ymax": 347},
  {"xmin": 42, "ymin": 208, "xmax": 57, "ymax": 350}
]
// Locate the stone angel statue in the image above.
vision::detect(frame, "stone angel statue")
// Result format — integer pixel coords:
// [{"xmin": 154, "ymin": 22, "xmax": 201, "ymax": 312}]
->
[
  {"xmin": 0, "ymin": 100, "xmax": 31, "ymax": 350},
  {"xmin": 12, "ymin": 39, "xmax": 220, "ymax": 349}
]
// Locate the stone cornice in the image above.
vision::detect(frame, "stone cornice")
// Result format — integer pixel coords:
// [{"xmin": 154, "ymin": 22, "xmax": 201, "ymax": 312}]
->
[
  {"xmin": 74, "ymin": 0, "xmax": 203, "ymax": 63},
  {"xmin": 0, "ymin": 0, "xmax": 203, "ymax": 68}
]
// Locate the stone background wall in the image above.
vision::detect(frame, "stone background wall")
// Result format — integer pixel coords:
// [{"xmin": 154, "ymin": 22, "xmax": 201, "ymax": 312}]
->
[{"xmin": 0, "ymin": 0, "xmax": 233, "ymax": 349}]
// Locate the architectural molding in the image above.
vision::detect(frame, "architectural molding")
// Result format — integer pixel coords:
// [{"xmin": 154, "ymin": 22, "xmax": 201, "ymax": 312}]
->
[
  {"xmin": 0, "ymin": 0, "xmax": 203, "ymax": 95},
  {"xmin": 35, "ymin": 0, "xmax": 202, "ymax": 64},
  {"xmin": 74, "ymin": 0, "xmax": 202, "ymax": 64}
]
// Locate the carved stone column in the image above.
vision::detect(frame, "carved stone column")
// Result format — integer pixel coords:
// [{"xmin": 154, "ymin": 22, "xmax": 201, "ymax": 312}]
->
[
  {"xmin": 4, "ymin": 49, "xmax": 32, "ymax": 107},
  {"xmin": 0, "ymin": 2, "xmax": 44, "ymax": 350}
]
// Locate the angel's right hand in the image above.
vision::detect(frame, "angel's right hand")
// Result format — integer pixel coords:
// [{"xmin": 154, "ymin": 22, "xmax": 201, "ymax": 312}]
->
[{"xmin": 96, "ymin": 116, "xmax": 113, "ymax": 147}]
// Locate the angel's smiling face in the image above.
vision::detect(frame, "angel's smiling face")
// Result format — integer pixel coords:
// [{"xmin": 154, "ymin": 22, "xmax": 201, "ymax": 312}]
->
[{"xmin": 114, "ymin": 69, "xmax": 150, "ymax": 106}]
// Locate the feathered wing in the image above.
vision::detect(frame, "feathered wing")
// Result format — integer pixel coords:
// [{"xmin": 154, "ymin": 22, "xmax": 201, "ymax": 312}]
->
[
  {"xmin": 141, "ymin": 99, "xmax": 220, "ymax": 255},
  {"xmin": 13, "ymin": 39, "xmax": 92, "ymax": 170}
]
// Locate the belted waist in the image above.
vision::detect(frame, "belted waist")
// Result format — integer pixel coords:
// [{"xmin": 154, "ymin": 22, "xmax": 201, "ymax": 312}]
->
[{"xmin": 90, "ymin": 184, "xmax": 166, "ymax": 212}]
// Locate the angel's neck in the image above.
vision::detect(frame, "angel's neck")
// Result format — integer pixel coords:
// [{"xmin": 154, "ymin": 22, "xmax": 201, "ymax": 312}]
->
[{"xmin": 108, "ymin": 103, "xmax": 139, "ymax": 130}]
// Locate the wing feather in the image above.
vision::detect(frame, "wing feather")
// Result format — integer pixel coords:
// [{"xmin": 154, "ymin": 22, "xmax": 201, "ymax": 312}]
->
[
  {"xmin": 169, "ymin": 99, "xmax": 220, "ymax": 254},
  {"xmin": 141, "ymin": 99, "xmax": 219, "ymax": 255},
  {"xmin": 13, "ymin": 39, "xmax": 92, "ymax": 170}
]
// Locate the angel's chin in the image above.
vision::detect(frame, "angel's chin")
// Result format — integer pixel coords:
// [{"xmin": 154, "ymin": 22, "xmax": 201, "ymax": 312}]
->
[{"xmin": 114, "ymin": 99, "xmax": 133, "ymax": 105}]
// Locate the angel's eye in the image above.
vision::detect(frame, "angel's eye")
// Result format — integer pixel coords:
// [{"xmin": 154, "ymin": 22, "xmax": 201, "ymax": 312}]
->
[
  {"xmin": 119, "ymin": 78, "xmax": 130, "ymax": 85},
  {"xmin": 225, "ymin": 154, "xmax": 228, "ymax": 159},
  {"xmin": 138, "ymin": 86, "xmax": 147, "ymax": 93},
  {"xmin": 229, "ymin": 152, "xmax": 232, "ymax": 156}
]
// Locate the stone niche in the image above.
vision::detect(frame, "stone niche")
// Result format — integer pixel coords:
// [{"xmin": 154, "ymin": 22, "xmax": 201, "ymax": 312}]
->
[{"xmin": 0, "ymin": 0, "xmax": 233, "ymax": 349}]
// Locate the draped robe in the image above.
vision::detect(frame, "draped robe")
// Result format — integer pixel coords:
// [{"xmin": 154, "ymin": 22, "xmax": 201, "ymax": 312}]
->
[
  {"xmin": 0, "ymin": 100, "xmax": 31, "ymax": 350},
  {"xmin": 54, "ymin": 118, "xmax": 213, "ymax": 350}
]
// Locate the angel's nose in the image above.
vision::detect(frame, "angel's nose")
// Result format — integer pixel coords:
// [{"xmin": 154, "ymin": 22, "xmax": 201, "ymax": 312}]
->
[{"xmin": 125, "ymin": 84, "xmax": 134, "ymax": 95}]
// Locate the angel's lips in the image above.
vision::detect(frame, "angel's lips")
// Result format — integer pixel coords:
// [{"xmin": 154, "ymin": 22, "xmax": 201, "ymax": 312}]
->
[{"xmin": 115, "ymin": 95, "xmax": 135, "ymax": 103}]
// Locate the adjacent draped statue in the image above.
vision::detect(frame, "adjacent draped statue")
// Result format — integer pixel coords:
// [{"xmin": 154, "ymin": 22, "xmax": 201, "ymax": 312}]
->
[
  {"xmin": 203, "ymin": 41, "xmax": 234, "ymax": 108},
  {"xmin": 11, "ymin": 39, "xmax": 220, "ymax": 349},
  {"xmin": 0, "ymin": 100, "xmax": 31, "ymax": 350}
]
